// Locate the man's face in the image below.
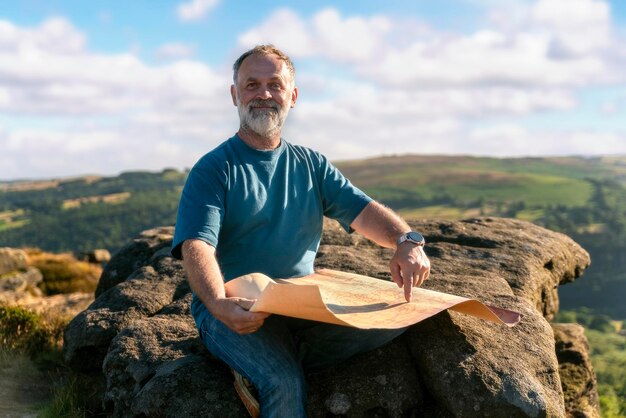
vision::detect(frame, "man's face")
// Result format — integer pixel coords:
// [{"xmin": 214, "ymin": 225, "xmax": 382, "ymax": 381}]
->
[{"xmin": 231, "ymin": 53, "xmax": 298, "ymax": 138}]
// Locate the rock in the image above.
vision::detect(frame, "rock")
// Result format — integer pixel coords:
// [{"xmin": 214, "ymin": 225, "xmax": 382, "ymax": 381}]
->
[
  {"xmin": 64, "ymin": 217, "xmax": 592, "ymax": 417},
  {"xmin": 552, "ymin": 323, "xmax": 600, "ymax": 418},
  {"xmin": 78, "ymin": 249, "xmax": 112, "ymax": 264},
  {"xmin": 307, "ymin": 337, "xmax": 424, "ymax": 417},
  {"xmin": 64, "ymin": 256, "xmax": 189, "ymax": 372},
  {"xmin": 0, "ymin": 247, "xmax": 28, "ymax": 276},
  {"xmin": 325, "ymin": 392, "xmax": 351, "ymax": 415},
  {"xmin": 95, "ymin": 227, "xmax": 174, "ymax": 298},
  {"xmin": 22, "ymin": 292, "xmax": 94, "ymax": 319},
  {"xmin": 0, "ymin": 267, "xmax": 44, "ymax": 305}
]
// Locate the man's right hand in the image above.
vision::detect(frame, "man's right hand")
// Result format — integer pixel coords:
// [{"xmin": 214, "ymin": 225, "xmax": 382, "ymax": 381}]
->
[{"xmin": 211, "ymin": 297, "xmax": 271, "ymax": 335}]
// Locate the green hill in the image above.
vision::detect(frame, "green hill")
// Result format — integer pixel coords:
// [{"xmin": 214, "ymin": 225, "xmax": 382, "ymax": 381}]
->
[{"xmin": 0, "ymin": 169, "xmax": 186, "ymax": 252}]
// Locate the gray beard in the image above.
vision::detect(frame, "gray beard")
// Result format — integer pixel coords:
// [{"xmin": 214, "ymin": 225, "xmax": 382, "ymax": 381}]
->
[{"xmin": 237, "ymin": 99, "xmax": 289, "ymax": 138}]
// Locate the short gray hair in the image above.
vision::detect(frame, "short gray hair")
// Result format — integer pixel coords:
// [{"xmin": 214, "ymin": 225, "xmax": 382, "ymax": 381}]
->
[{"xmin": 233, "ymin": 44, "xmax": 295, "ymax": 84}]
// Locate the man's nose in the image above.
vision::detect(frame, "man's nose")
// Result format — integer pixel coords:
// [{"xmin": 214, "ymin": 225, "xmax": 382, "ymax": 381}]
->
[{"xmin": 256, "ymin": 88, "xmax": 272, "ymax": 100}]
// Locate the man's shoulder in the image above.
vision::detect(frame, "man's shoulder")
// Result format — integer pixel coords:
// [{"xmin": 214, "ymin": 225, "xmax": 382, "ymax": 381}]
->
[
  {"xmin": 194, "ymin": 137, "xmax": 236, "ymax": 168},
  {"xmin": 284, "ymin": 141, "xmax": 327, "ymax": 164}
]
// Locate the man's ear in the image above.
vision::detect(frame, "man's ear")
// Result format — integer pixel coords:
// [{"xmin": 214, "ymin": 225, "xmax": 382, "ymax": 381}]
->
[
  {"xmin": 290, "ymin": 86, "xmax": 298, "ymax": 108},
  {"xmin": 230, "ymin": 84, "xmax": 238, "ymax": 106}
]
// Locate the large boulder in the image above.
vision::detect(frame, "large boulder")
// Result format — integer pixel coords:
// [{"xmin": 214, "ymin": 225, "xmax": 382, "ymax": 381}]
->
[{"xmin": 64, "ymin": 217, "xmax": 595, "ymax": 417}]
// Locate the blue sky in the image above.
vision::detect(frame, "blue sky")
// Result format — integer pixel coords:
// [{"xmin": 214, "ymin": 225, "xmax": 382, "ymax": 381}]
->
[{"xmin": 1, "ymin": 0, "xmax": 626, "ymax": 180}]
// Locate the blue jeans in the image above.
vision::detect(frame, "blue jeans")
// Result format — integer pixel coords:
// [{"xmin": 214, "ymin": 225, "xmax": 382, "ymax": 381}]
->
[{"xmin": 193, "ymin": 297, "xmax": 406, "ymax": 418}]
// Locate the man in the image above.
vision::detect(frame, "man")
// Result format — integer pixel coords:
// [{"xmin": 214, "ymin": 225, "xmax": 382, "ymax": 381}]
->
[{"xmin": 172, "ymin": 45, "xmax": 430, "ymax": 417}]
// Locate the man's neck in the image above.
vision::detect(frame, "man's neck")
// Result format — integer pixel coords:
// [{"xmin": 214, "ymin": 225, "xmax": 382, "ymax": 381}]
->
[{"xmin": 237, "ymin": 127, "xmax": 282, "ymax": 150}]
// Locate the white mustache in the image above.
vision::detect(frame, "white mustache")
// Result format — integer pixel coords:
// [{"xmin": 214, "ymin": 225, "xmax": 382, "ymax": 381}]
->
[{"xmin": 248, "ymin": 99, "xmax": 279, "ymax": 111}]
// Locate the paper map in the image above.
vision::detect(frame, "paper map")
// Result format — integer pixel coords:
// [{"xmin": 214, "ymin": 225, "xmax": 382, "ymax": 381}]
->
[{"xmin": 224, "ymin": 269, "xmax": 522, "ymax": 329}]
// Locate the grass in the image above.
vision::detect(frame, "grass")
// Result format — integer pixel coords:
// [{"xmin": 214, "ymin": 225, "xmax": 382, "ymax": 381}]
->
[
  {"xmin": 398, "ymin": 205, "xmax": 474, "ymax": 220},
  {"xmin": 413, "ymin": 173, "xmax": 589, "ymax": 206},
  {"xmin": 338, "ymin": 155, "xmax": 596, "ymax": 207},
  {"xmin": 0, "ymin": 348, "xmax": 50, "ymax": 416},
  {"xmin": 585, "ymin": 329, "xmax": 626, "ymax": 417},
  {"xmin": 62, "ymin": 192, "xmax": 132, "ymax": 210},
  {"xmin": 38, "ymin": 373, "xmax": 103, "ymax": 418},
  {"xmin": 25, "ymin": 248, "xmax": 102, "ymax": 295},
  {"xmin": 0, "ymin": 209, "xmax": 29, "ymax": 231},
  {"xmin": 0, "ymin": 305, "xmax": 67, "ymax": 355},
  {"xmin": 0, "ymin": 303, "xmax": 102, "ymax": 417},
  {"xmin": 515, "ymin": 208, "xmax": 545, "ymax": 222},
  {"xmin": 0, "ymin": 246, "xmax": 106, "ymax": 417}
]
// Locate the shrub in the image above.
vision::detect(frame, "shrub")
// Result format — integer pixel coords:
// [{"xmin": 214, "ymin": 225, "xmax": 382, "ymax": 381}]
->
[
  {"xmin": 0, "ymin": 304, "xmax": 68, "ymax": 356},
  {"xmin": 0, "ymin": 305, "xmax": 39, "ymax": 350},
  {"xmin": 25, "ymin": 248, "xmax": 102, "ymax": 295}
]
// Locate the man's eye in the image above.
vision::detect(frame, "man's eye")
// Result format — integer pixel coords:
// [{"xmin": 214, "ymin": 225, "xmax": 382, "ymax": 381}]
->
[{"xmin": 246, "ymin": 83, "xmax": 258, "ymax": 89}]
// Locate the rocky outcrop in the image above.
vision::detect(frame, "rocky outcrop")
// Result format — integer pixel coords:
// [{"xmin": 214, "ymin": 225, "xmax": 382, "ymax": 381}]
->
[
  {"xmin": 0, "ymin": 247, "xmax": 28, "ymax": 276},
  {"xmin": 0, "ymin": 247, "xmax": 44, "ymax": 305},
  {"xmin": 552, "ymin": 323, "xmax": 600, "ymax": 418},
  {"xmin": 64, "ymin": 218, "xmax": 597, "ymax": 417},
  {"xmin": 0, "ymin": 248, "xmax": 96, "ymax": 316},
  {"xmin": 0, "ymin": 267, "xmax": 44, "ymax": 304},
  {"xmin": 78, "ymin": 249, "xmax": 112, "ymax": 264}
]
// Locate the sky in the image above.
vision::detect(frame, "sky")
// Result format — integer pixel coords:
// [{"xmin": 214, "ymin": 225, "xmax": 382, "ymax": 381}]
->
[{"xmin": 1, "ymin": 0, "xmax": 626, "ymax": 180}]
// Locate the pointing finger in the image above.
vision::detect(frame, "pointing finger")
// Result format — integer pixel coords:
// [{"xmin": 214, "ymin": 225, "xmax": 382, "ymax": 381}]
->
[{"xmin": 403, "ymin": 273, "xmax": 413, "ymax": 302}]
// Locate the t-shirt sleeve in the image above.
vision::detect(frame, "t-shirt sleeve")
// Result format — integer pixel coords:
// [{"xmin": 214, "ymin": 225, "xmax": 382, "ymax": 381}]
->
[
  {"xmin": 318, "ymin": 155, "xmax": 372, "ymax": 232},
  {"xmin": 171, "ymin": 158, "xmax": 226, "ymax": 259}
]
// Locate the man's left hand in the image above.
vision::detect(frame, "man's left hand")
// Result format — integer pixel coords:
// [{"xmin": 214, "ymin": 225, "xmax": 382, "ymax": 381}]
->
[{"xmin": 390, "ymin": 243, "xmax": 431, "ymax": 302}]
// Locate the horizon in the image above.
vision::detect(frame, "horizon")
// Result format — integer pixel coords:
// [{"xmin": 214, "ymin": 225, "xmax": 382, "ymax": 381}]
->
[
  {"xmin": 1, "ymin": 0, "xmax": 626, "ymax": 180},
  {"xmin": 3, "ymin": 152, "xmax": 626, "ymax": 183}
]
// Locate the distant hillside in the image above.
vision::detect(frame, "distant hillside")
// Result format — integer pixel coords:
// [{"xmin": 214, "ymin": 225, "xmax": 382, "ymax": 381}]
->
[
  {"xmin": 337, "ymin": 154, "xmax": 626, "ymax": 219},
  {"xmin": 0, "ymin": 169, "xmax": 186, "ymax": 253},
  {"xmin": 1, "ymin": 155, "xmax": 625, "ymax": 319}
]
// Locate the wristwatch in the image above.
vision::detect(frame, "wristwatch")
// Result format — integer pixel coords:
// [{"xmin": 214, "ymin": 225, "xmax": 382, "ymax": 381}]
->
[{"xmin": 397, "ymin": 231, "xmax": 425, "ymax": 247}]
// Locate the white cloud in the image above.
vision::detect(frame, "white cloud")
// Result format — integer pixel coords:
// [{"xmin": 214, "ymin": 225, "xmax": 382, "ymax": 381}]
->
[
  {"xmin": 0, "ymin": 19, "xmax": 225, "ymax": 116},
  {"xmin": 468, "ymin": 125, "xmax": 626, "ymax": 156},
  {"xmin": 238, "ymin": 8, "xmax": 312, "ymax": 56},
  {"xmin": 155, "ymin": 42, "xmax": 195, "ymax": 60},
  {"xmin": 0, "ymin": 17, "xmax": 235, "ymax": 179},
  {"xmin": 0, "ymin": 17, "xmax": 85, "ymax": 54},
  {"xmin": 177, "ymin": 0, "xmax": 219, "ymax": 22},
  {"xmin": 240, "ymin": 2, "xmax": 622, "ymax": 89},
  {"xmin": 310, "ymin": 9, "xmax": 392, "ymax": 63},
  {"xmin": 238, "ymin": 8, "xmax": 393, "ymax": 63},
  {"xmin": 531, "ymin": 0, "xmax": 611, "ymax": 56}
]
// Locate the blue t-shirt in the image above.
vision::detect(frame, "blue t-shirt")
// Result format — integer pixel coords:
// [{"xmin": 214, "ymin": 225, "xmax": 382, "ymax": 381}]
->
[{"xmin": 172, "ymin": 135, "xmax": 372, "ymax": 281}]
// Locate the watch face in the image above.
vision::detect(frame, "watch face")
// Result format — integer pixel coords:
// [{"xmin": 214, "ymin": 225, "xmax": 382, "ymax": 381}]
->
[{"xmin": 407, "ymin": 231, "xmax": 425, "ymax": 243}]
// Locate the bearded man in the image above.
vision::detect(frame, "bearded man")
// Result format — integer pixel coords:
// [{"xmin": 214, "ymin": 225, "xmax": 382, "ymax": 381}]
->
[{"xmin": 172, "ymin": 45, "xmax": 430, "ymax": 418}]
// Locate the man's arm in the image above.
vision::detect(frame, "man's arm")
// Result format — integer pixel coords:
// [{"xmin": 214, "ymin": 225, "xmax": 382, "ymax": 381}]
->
[
  {"xmin": 182, "ymin": 239, "xmax": 270, "ymax": 334},
  {"xmin": 350, "ymin": 201, "xmax": 430, "ymax": 302}
]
